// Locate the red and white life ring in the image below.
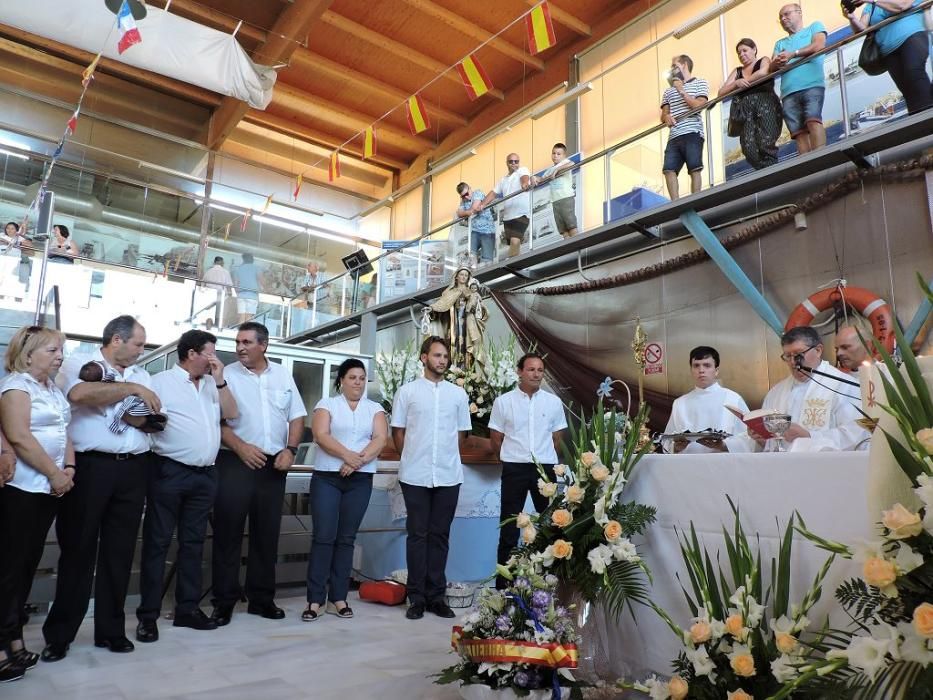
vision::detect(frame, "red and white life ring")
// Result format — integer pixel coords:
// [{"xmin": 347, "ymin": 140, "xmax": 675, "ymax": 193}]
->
[{"xmin": 785, "ymin": 285, "xmax": 895, "ymax": 355}]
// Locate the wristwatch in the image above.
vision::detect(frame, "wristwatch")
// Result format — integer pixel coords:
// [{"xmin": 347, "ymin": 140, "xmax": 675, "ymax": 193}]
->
[{"xmin": 285, "ymin": 445, "xmax": 298, "ymax": 456}]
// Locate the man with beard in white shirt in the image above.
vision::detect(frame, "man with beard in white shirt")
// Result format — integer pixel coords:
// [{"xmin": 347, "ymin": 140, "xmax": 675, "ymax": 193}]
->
[{"xmin": 663, "ymin": 346, "xmax": 748, "ymax": 453}]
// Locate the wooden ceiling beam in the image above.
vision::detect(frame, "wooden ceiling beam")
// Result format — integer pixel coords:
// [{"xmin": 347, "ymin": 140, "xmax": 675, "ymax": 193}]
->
[
  {"xmin": 289, "ymin": 50, "xmax": 469, "ymax": 128},
  {"xmin": 401, "ymin": 0, "xmax": 544, "ymax": 70},
  {"xmin": 272, "ymin": 83, "xmax": 433, "ymax": 153},
  {"xmin": 207, "ymin": 0, "xmax": 333, "ymax": 151},
  {"xmin": 243, "ymin": 110, "xmax": 408, "ymax": 170},
  {"xmin": 320, "ymin": 11, "xmax": 505, "ymax": 101},
  {"xmin": 525, "ymin": 0, "xmax": 591, "ymax": 37}
]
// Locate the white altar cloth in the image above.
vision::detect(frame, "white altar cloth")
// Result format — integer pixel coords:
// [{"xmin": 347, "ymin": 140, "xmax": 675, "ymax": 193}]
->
[{"xmin": 605, "ymin": 451, "xmax": 872, "ymax": 679}]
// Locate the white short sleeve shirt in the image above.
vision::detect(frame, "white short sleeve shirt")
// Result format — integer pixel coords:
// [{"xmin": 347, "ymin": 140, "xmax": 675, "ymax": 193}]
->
[
  {"xmin": 58, "ymin": 349, "xmax": 152, "ymax": 455},
  {"xmin": 496, "ymin": 168, "xmax": 532, "ymax": 221},
  {"xmin": 488, "ymin": 388, "xmax": 567, "ymax": 464},
  {"xmin": 222, "ymin": 360, "xmax": 308, "ymax": 455},
  {"xmin": 149, "ymin": 365, "xmax": 222, "ymax": 467},
  {"xmin": 313, "ymin": 394, "xmax": 385, "ymax": 473},
  {"xmin": 1, "ymin": 372, "xmax": 70, "ymax": 494},
  {"xmin": 391, "ymin": 377, "xmax": 471, "ymax": 487}
]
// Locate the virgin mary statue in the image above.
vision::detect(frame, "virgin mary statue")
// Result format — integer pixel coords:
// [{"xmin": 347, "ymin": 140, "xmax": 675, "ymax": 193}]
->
[{"xmin": 424, "ymin": 267, "xmax": 488, "ymax": 377}]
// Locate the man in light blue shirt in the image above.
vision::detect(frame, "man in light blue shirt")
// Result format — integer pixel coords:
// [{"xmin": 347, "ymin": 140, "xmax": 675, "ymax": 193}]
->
[
  {"xmin": 770, "ymin": 4, "xmax": 828, "ymax": 154},
  {"xmin": 456, "ymin": 181, "xmax": 496, "ymax": 264},
  {"xmin": 234, "ymin": 252, "xmax": 261, "ymax": 323}
]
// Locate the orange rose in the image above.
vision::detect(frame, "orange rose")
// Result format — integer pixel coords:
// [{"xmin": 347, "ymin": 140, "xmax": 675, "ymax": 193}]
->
[
  {"xmin": 551, "ymin": 509, "xmax": 573, "ymax": 528},
  {"xmin": 469, "ymin": 403, "xmax": 479, "ymax": 414},
  {"xmin": 727, "ymin": 691, "xmax": 753, "ymax": 700},
  {"xmin": 689, "ymin": 620, "xmax": 712, "ymax": 644},
  {"xmin": 552, "ymin": 539, "xmax": 573, "ymax": 559},
  {"xmin": 590, "ymin": 465, "xmax": 610, "ymax": 482},
  {"xmin": 455, "ymin": 377, "xmax": 465, "ymax": 386},
  {"xmin": 724, "ymin": 613, "xmax": 745, "ymax": 638},
  {"xmin": 565, "ymin": 485, "xmax": 585, "ymax": 503},
  {"xmin": 521, "ymin": 526, "xmax": 537, "ymax": 544},
  {"xmin": 775, "ymin": 632, "xmax": 798, "ymax": 654},
  {"xmin": 730, "ymin": 653, "xmax": 755, "ymax": 677},
  {"xmin": 863, "ymin": 557, "xmax": 897, "ymax": 588},
  {"xmin": 913, "ymin": 602, "xmax": 933, "ymax": 639},
  {"xmin": 603, "ymin": 520, "xmax": 623, "ymax": 542},
  {"xmin": 580, "ymin": 452, "xmax": 599, "ymax": 467},
  {"xmin": 917, "ymin": 428, "xmax": 933, "ymax": 455},
  {"xmin": 881, "ymin": 503, "xmax": 923, "ymax": 539},
  {"xmin": 668, "ymin": 676, "xmax": 688, "ymax": 700}
]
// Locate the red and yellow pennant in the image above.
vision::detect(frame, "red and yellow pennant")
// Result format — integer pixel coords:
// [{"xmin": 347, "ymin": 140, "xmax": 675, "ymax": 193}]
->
[
  {"xmin": 329, "ymin": 151, "xmax": 340, "ymax": 181},
  {"xmin": 406, "ymin": 94, "xmax": 431, "ymax": 135},
  {"xmin": 82, "ymin": 53, "xmax": 102, "ymax": 87},
  {"xmin": 293, "ymin": 173, "xmax": 303, "ymax": 201},
  {"xmin": 525, "ymin": 2, "xmax": 557, "ymax": 55},
  {"xmin": 240, "ymin": 208, "xmax": 252, "ymax": 232},
  {"xmin": 451, "ymin": 628, "xmax": 578, "ymax": 669},
  {"xmin": 260, "ymin": 194, "xmax": 273, "ymax": 215},
  {"xmin": 66, "ymin": 110, "xmax": 79, "ymax": 135},
  {"xmin": 457, "ymin": 54, "xmax": 494, "ymax": 101},
  {"xmin": 363, "ymin": 126, "xmax": 377, "ymax": 160}
]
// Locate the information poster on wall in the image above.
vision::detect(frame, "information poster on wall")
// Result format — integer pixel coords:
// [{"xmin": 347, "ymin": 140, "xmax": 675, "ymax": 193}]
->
[{"xmin": 378, "ymin": 240, "xmax": 420, "ymax": 301}]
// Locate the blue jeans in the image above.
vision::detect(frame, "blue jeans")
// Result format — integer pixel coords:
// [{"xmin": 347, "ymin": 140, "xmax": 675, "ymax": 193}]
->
[
  {"xmin": 472, "ymin": 232, "xmax": 495, "ymax": 263},
  {"xmin": 306, "ymin": 471, "xmax": 373, "ymax": 605}
]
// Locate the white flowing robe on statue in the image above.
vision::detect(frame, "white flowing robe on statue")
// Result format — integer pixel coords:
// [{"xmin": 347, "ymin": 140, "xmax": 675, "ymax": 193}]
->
[{"xmin": 737, "ymin": 361, "xmax": 870, "ymax": 452}]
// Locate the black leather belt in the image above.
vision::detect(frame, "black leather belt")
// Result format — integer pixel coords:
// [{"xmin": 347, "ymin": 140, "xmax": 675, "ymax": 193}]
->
[{"xmin": 81, "ymin": 450, "xmax": 147, "ymax": 462}]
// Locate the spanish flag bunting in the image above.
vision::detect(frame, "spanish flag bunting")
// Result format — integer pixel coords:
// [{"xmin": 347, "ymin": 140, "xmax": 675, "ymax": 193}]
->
[
  {"xmin": 66, "ymin": 110, "xmax": 79, "ymax": 135},
  {"xmin": 293, "ymin": 173, "xmax": 303, "ymax": 200},
  {"xmin": 457, "ymin": 54, "xmax": 494, "ymax": 101},
  {"xmin": 223, "ymin": 222, "xmax": 232, "ymax": 241},
  {"xmin": 260, "ymin": 194, "xmax": 273, "ymax": 215},
  {"xmin": 329, "ymin": 151, "xmax": 340, "ymax": 181},
  {"xmin": 525, "ymin": 2, "xmax": 557, "ymax": 55},
  {"xmin": 406, "ymin": 94, "xmax": 431, "ymax": 135},
  {"xmin": 82, "ymin": 53, "xmax": 102, "ymax": 87},
  {"xmin": 240, "ymin": 208, "xmax": 252, "ymax": 232},
  {"xmin": 363, "ymin": 127, "xmax": 377, "ymax": 160}
]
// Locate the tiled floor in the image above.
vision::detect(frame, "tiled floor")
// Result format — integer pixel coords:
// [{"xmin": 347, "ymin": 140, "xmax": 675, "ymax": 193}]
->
[{"xmin": 6, "ymin": 594, "xmax": 466, "ymax": 699}]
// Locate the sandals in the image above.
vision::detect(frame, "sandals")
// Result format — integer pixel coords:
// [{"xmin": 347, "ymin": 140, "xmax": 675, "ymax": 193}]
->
[
  {"xmin": 301, "ymin": 605, "xmax": 321, "ymax": 622},
  {"xmin": 11, "ymin": 649, "xmax": 38, "ymax": 670},
  {"xmin": 326, "ymin": 602, "xmax": 354, "ymax": 619}
]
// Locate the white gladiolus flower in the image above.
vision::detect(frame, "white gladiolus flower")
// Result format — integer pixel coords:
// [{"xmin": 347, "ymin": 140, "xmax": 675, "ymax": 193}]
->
[
  {"xmin": 685, "ymin": 646, "xmax": 715, "ymax": 677},
  {"xmin": 894, "ymin": 543, "xmax": 924, "ymax": 573},
  {"xmin": 915, "ymin": 474, "xmax": 933, "ymax": 506},
  {"xmin": 771, "ymin": 654, "xmax": 800, "ymax": 682},
  {"xmin": 898, "ymin": 622, "xmax": 933, "ymax": 665},
  {"xmin": 840, "ymin": 634, "xmax": 896, "ymax": 682},
  {"xmin": 611, "ymin": 538, "xmax": 639, "ymax": 562},
  {"xmin": 587, "ymin": 545, "xmax": 613, "ymax": 574}
]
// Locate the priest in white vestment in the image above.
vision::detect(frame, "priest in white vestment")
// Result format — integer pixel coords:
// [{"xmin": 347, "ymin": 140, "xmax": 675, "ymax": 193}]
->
[
  {"xmin": 738, "ymin": 326, "xmax": 870, "ymax": 452},
  {"xmin": 664, "ymin": 346, "xmax": 749, "ymax": 453}
]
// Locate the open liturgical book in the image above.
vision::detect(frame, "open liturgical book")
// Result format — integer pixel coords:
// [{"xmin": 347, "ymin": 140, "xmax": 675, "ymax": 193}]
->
[{"xmin": 725, "ymin": 405, "xmax": 784, "ymax": 438}]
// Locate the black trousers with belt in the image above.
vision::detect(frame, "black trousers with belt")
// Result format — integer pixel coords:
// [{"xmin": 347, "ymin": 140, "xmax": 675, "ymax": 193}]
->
[
  {"xmin": 496, "ymin": 461, "xmax": 555, "ymax": 588},
  {"xmin": 43, "ymin": 451, "xmax": 149, "ymax": 645},
  {"xmin": 210, "ymin": 450, "xmax": 286, "ymax": 608},
  {"xmin": 400, "ymin": 482, "xmax": 460, "ymax": 606},
  {"xmin": 137, "ymin": 457, "xmax": 218, "ymax": 621},
  {"xmin": 0, "ymin": 486, "xmax": 58, "ymax": 649}
]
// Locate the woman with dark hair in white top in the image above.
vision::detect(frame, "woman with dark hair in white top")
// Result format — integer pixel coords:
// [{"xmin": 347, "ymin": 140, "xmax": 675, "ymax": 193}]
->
[
  {"xmin": 0, "ymin": 325, "xmax": 74, "ymax": 683},
  {"xmin": 302, "ymin": 359, "xmax": 387, "ymax": 621}
]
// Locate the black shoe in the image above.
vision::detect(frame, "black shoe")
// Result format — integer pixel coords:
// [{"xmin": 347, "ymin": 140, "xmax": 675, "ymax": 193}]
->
[
  {"xmin": 11, "ymin": 648, "xmax": 38, "ymax": 670},
  {"xmin": 40, "ymin": 643, "xmax": 69, "ymax": 663},
  {"xmin": 0, "ymin": 657, "xmax": 25, "ymax": 683},
  {"xmin": 136, "ymin": 620, "xmax": 159, "ymax": 643},
  {"xmin": 94, "ymin": 636, "xmax": 135, "ymax": 653},
  {"xmin": 210, "ymin": 605, "xmax": 234, "ymax": 627},
  {"xmin": 247, "ymin": 602, "xmax": 285, "ymax": 620},
  {"xmin": 427, "ymin": 600, "xmax": 456, "ymax": 618},
  {"xmin": 173, "ymin": 609, "xmax": 218, "ymax": 631},
  {"xmin": 405, "ymin": 603, "xmax": 425, "ymax": 620}
]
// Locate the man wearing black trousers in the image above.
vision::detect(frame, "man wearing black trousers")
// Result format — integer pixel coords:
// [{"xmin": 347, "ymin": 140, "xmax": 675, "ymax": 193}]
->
[
  {"xmin": 488, "ymin": 353, "xmax": 566, "ymax": 588},
  {"xmin": 42, "ymin": 315, "xmax": 161, "ymax": 661},
  {"xmin": 391, "ymin": 336, "xmax": 471, "ymax": 620},
  {"xmin": 135, "ymin": 330, "xmax": 238, "ymax": 642},
  {"xmin": 210, "ymin": 322, "xmax": 306, "ymax": 625}
]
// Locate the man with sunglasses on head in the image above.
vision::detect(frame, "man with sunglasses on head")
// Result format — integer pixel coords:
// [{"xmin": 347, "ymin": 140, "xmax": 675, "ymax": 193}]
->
[
  {"xmin": 477, "ymin": 153, "xmax": 531, "ymax": 259},
  {"xmin": 456, "ymin": 182, "xmax": 495, "ymax": 265},
  {"xmin": 740, "ymin": 325, "xmax": 869, "ymax": 452}
]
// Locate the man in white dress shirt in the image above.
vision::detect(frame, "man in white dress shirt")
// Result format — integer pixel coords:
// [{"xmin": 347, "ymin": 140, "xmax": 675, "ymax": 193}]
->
[
  {"xmin": 135, "ymin": 330, "xmax": 237, "ymax": 642},
  {"xmin": 478, "ymin": 153, "xmax": 531, "ymax": 258},
  {"xmin": 43, "ymin": 315, "xmax": 162, "ymax": 661},
  {"xmin": 744, "ymin": 326, "xmax": 869, "ymax": 452},
  {"xmin": 200, "ymin": 256, "xmax": 234, "ymax": 326},
  {"xmin": 663, "ymin": 346, "xmax": 748, "ymax": 453},
  {"xmin": 210, "ymin": 322, "xmax": 306, "ymax": 626},
  {"xmin": 391, "ymin": 336, "xmax": 471, "ymax": 620},
  {"xmin": 488, "ymin": 352, "xmax": 566, "ymax": 588}
]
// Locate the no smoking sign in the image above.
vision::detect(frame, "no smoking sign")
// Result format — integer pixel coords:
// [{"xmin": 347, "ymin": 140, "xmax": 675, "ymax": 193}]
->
[{"xmin": 644, "ymin": 342, "xmax": 664, "ymax": 375}]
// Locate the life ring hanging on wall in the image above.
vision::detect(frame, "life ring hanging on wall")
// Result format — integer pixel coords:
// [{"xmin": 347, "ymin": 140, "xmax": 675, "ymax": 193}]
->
[{"xmin": 785, "ymin": 285, "xmax": 895, "ymax": 355}]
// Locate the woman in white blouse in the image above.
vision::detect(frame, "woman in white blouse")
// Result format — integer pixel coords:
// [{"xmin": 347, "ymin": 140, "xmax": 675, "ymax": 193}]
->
[
  {"xmin": 0, "ymin": 325, "xmax": 74, "ymax": 682},
  {"xmin": 302, "ymin": 359, "xmax": 387, "ymax": 622}
]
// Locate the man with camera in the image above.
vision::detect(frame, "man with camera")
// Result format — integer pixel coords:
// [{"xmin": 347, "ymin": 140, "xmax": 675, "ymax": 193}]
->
[
  {"xmin": 770, "ymin": 4, "xmax": 828, "ymax": 154},
  {"xmin": 660, "ymin": 55, "xmax": 709, "ymax": 201}
]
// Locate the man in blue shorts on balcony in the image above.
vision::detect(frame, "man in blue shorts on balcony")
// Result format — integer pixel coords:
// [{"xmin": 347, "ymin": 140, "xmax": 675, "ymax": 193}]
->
[
  {"xmin": 660, "ymin": 55, "xmax": 709, "ymax": 201},
  {"xmin": 770, "ymin": 3, "xmax": 828, "ymax": 155}
]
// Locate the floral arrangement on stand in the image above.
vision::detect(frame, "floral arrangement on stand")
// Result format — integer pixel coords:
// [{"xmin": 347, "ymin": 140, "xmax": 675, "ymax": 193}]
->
[
  {"xmin": 374, "ymin": 339, "xmax": 422, "ymax": 413},
  {"xmin": 447, "ymin": 338, "xmax": 519, "ymax": 436},
  {"xmin": 437, "ymin": 556, "xmax": 583, "ymax": 700},
  {"xmin": 766, "ymin": 284, "xmax": 933, "ymax": 700},
  {"xmin": 620, "ymin": 501, "xmax": 835, "ymax": 700}
]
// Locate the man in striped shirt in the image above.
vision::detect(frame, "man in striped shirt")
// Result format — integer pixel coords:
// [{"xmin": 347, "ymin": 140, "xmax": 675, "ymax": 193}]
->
[{"xmin": 660, "ymin": 55, "xmax": 709, "ymax": 201}]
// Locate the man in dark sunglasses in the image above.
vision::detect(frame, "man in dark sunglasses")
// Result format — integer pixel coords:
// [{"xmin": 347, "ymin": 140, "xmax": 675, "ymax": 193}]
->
[
  {"xmin": 455, "ymin": 182, "xmax": 495, "ymax": 264},
  {"xmin": 477, "ymin": 153, "xmax": 531, "ymax": 259}
]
